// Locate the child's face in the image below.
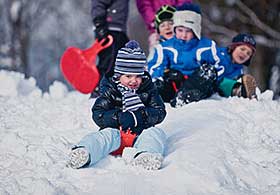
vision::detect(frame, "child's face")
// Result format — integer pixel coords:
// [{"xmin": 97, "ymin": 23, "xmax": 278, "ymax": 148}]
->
[
  {"xmin": 159, "ymin": 20, "xmax": 174, "ymax": 40},
  {"xmin": 119, "ymin": 74, "xmax": 143, "ymax": 89},
  {"xmin": 232, "ymin": 45, "xmax": 253, "ymax": 64},
  {"xmin": 175, "ymin": 26, "xmax": 194, "ymax": 41}
]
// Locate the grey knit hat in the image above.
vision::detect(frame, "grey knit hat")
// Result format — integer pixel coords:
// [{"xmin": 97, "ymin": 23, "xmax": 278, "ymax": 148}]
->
[
  {"xmin": 173, "ymin": 3, "xmax": 202, "ymax": 39},
  {"xmin": 114, "ymin": 40, "xmax": 146, "ymax": 75}
]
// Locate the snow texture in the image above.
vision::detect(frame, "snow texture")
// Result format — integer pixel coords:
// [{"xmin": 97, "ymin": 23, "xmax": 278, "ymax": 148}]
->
[{"xmin": 0, "ymin": 70, "xmax": 280, "ymax": 195}]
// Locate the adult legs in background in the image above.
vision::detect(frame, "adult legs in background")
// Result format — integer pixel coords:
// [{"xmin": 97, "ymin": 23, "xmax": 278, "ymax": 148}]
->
[
  {"xmin": 97, "ymin": 31, "xmax": 129, "ymax": 77},
  {"xmin": 90, "ymin": 31, "xmax": 129, "ymax": 98}
]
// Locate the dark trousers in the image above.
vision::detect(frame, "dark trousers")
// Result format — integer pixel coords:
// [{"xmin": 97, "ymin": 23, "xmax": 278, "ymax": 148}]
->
[
  {"xmin": 175, "ymin": 67, "xmax": 217, "ymax": 103},
  {"xmin": 157, "ymin": 80, "xmax": 180, "ymax": 102},
  {"xmin": 158, "ymin": 82, "xmax": 176, "ymax": 102},
  {"xmin": 97, "ymin": 31, "xmax": 129, "ymax": 77},
  {"xmin": 158, "ymin": 74, "xmax": 215, "ymax": 103}
]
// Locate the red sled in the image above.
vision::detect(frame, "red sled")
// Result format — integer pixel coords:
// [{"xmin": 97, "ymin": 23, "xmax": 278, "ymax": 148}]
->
[
  {"xmin": 110, "ymin": 129, "xmax": 137, "ymax": 156},
  {"xmin": 60, "ymin": 35, "xmax": 113, "ymax": 94}
]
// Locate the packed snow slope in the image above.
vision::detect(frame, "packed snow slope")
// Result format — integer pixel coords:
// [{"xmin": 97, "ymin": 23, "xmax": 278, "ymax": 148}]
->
[{"xmin": 0, "ymin": 70, "xmax": 280, "ymax": 195}]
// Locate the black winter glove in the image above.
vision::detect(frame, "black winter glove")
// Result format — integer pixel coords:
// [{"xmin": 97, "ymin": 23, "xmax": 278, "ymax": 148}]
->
[
  {"xmin": 118, "ymin": 111, "xmax": 135, "ymax": 131},
  {"xmin": 196, "ymin": 64, "xmax": 217, "ymax": 81},
  {"xmin": 154, "ymin": 79, "xmax": 165, "ymax": 91},
  {"xmin": 118, "ymin": 109, "xmax": 145, "ymax": 135},
  {"xmin": 170, "ymin": 88, "xmax": 203, "ymax": 107},
  {"xmin": 93, "ymin": 16, "xmax": 109, "ymax": 41},
  {"xmin": 164, "ymin": 69, "xmax": 184, "ymax": 83},
  {"xmin": 129, "ymin": 109, "xmax": 145, "ymax": 135},
  {"xmin": 132, "ymin": 108, "xmax": 145, "ymax": 126}
]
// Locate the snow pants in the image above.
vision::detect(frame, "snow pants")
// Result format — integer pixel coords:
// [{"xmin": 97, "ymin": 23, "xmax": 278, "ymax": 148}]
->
[
  {"xmin": 218, "ymin": 77, "xmax": 238, "ymax": 97},
  {"xmin": 77, "ymin": 127, "xmax": 166, "ymax": 166}
]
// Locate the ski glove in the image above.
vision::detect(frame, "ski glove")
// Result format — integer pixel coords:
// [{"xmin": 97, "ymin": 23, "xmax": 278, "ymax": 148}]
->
[
  {"xmin": 93, "ymin": 16, "xmax": 109, "ymax": 41},
  {"xmin": 118, "ymin": 110, "xmax": 145, "ymax": 135},
  {"xmin": 118, "ymin": 111, "xmax": 135, "ymax": 131},
  {"xmin": 153, "ymin": 79, "xmax": 165, "ymax": 91},
  {"xmin": 164, "ymin": 69, "xmax": 185, "ymax": 83},
  {"xmin": 197, "ymin": 64, "xmax": 217, "ymax": 81}
]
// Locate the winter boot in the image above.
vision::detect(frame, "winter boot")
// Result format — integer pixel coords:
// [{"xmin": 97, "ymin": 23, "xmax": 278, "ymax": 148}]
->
[
  {"xmin": 232, "ymin": 84, "xmax": 241, "ymax": 97},
  {"xmin": 69, "ymin": 146, "xmax": 90, "ymax": 169},
  {"xmin": 122, "ymin": 147, "xmax": 163, "ymax": 170},
  {"xmin": 133, "ymin": 152, "xmax": 163, "ymax": 170},
  {"xmin": 241, "ymin": 74, "xmax": 257, "ymax": 99}
]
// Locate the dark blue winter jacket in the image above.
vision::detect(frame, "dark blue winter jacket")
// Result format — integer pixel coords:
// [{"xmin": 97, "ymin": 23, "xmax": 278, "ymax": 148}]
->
[
  {"xmin": 92, "ymin": 72, "xmax": 166, "ymax": 135},
  {"xmin": 215, "ymin": 47, "xmax": 244, "ymax": 81}
]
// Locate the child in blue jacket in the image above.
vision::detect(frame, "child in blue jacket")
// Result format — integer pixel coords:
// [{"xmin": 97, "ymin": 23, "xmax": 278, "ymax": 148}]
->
[
  {"xmin": 216, "ymin": 33, "xmax": 257, "ymax": 99},
  {"xmin": 147, "ymin": 5, "xmax": 177, "ymax": 101},
  {"xmin": 148, "ymin": 3, "xmax": 220, "ymax": 106},
  {"xmin": 69, "ymin": 40, "xmax": 167, "ymax": 170}
]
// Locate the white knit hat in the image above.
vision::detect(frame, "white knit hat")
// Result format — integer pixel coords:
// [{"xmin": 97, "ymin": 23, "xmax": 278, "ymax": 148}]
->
[{"xmin": 173, "ymin": 3, "xmax": 202, "ymax": 39}]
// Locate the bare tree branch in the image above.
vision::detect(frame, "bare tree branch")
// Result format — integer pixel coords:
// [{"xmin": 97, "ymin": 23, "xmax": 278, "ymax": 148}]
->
[
  {"xmin": 202, "ymin": 2, "xmax": 280, "ymax": 49},
  {"xmin": 253, "ymin": 35, "xmax": 280, "ymax": 48},
  {"xmin": 235, "ymin": 0, "xmax": 280, "ymax": 40},
  {"xmin": 203, "ymin": 16, "xmax": 237, "ymax": 38}
]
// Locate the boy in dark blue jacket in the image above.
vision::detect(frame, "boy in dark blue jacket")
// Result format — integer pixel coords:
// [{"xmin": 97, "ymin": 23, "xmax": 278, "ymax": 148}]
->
[{"xmin": 69, "ymin": 40, "xmax": 167, "ymax": 170}]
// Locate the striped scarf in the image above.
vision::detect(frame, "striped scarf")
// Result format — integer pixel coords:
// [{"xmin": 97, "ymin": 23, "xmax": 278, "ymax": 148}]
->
[{"xmin": 116, "ymin": 82, "xmax": 144, "ymax": 112}]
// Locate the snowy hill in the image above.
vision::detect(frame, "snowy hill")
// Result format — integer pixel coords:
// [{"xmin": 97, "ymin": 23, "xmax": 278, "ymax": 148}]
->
[{"xmin": 0, "ymin": 70, "xmax": 280, "ymax": 195}]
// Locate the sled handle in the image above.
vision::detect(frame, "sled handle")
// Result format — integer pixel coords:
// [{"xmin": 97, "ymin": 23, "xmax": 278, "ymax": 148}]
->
[
  {"xmin": 83, "ymin": 35, "xmax": 113, "ymax": 64},
  {"xmin": 83, "ymin": 35, "xmax": 113, "ymax": 58},
  {"xmin": 94, "ymin": 35, "xmax": 114, "ymax": 52}
]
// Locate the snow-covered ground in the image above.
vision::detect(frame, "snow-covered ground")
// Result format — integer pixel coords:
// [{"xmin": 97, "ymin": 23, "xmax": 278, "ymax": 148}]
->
[{"xmin": 0, "ymin": 70, "xmax": 280, "ymax": 195}]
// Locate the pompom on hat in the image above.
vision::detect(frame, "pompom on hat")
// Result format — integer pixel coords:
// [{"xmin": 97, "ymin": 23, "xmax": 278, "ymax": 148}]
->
[
  {"xmin": 114, "ymin": 40, "xmax": 147, "ymax": 75},
  {"xmin": 154, "ymin": 5, "xmax": 176, "ymax": 33},
  {"xmin": 173, "ymin": 3, "xmax": 202, "ymax": 39},
  {"xmin": 229, "ymin": 33, "xmax": 256, "ymax": 66}
]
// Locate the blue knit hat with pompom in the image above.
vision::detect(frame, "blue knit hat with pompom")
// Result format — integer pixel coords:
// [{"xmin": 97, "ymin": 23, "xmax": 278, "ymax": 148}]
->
[
  {"xmin": 114, "ymin": 40, "xmax": 146, "ymax": 75},
  {"xmin": 230, "ymin": 33, "xmax": 256, "ymax": 51}
]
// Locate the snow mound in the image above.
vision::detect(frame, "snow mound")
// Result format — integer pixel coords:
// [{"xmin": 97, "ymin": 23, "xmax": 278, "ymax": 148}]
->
[{"xmin": 0, "ymin": 70, "xmax": 279, "ymax": 195}]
